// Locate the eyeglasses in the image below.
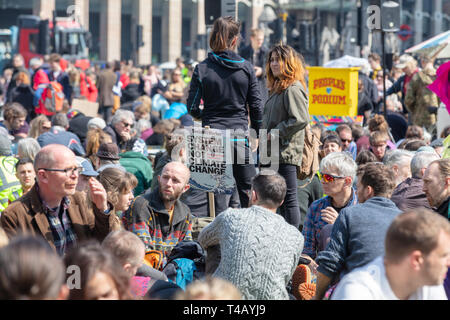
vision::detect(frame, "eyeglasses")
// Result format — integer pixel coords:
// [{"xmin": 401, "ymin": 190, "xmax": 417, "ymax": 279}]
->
[
  {"xmin": 173, "ymin": 73, "xmax": 181, "ymax": 76},
  {"xmin": 341, "ymin": 138, "xmax": 352, "ymax": 143},
  {"xmin": 38, "ymin": 167, "xmax": 82, "ymax": 177},
  {"xmin": 121, "ymin": 121, "xmax": 133, "ymax": 128},
  {"xmin": 320, "ymin": 172, "xmax": 346, "ymax": 183}
]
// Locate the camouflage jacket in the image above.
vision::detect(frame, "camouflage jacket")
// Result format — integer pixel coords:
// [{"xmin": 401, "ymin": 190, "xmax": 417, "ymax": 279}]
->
[{"xmin": 404, "ymin": 66, "xmax": 439, "ymax": 128}]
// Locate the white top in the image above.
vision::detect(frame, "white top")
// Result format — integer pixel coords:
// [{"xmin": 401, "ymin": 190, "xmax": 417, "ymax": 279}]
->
[{"xmin": 331, "ymin": 256, "xmax": 447, "ymax": 300}]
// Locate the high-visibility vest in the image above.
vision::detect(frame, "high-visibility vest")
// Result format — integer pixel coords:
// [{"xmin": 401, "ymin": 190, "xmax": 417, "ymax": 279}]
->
[{"xmin": 0, "ymin": 156, "xmax": 22, "ymax": 213}]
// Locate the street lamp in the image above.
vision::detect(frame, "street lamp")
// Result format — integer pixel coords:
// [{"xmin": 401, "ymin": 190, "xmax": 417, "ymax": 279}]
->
[{"xmin": 381, "ymin": 1, "xmax": 400, "ymax": 120}]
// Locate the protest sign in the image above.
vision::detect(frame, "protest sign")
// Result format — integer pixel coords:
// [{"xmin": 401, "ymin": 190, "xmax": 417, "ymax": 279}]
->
[{"xmin": 184, "ymin": 126, "xmax": 235, "ymax": 195}]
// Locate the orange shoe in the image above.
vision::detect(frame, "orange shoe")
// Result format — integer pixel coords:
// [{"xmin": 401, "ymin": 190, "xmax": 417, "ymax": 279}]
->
[
  {"xmin": 298, "ymin": 283, "xmax": 316, "ymax": 300},
  {"xmin": 292, "ymin": 264, "xmax": 313, "ymax": 300}
]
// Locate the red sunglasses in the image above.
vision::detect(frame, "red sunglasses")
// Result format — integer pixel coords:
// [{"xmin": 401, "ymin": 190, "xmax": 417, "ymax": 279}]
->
[{"xmin": 320, "ymin": 173, "xmax": 346, "ymax": 183}]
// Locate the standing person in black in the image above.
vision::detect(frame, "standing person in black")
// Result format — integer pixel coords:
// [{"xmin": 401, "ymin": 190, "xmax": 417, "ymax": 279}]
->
[
  {"xmin": 186, "ymin": 16, "xmax": 263, "ymax": 208},
  {"xmin": 239, "ymin": 28, "xmax": 269, "ymax": 104}
]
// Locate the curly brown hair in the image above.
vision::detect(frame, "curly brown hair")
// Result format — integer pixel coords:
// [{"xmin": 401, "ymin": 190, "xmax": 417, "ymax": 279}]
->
[
  {"xmin": 368, "ymin": 114, "xmax": 389, "ymax": 133},
  {"xmin": 266, "ymin": 44, "xmax": 307, "ymax": 94}
]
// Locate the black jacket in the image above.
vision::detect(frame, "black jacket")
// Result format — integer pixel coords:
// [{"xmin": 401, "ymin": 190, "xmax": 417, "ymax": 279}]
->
[
  {"xmin": 239, "ymin": 44, "xmax": 269, "ymax": 103},
  {"xmin": 9, "ymin": 84, "xmax": 35, "ymax": 121},
  {"xmin": 359, "ymin": 72, "xmax": 378, "ymax": 109},
  {"xmin": 121, "ymin": 83, "xmax": 144, "ymax": 104},
  {"xmin": 186, "ymin": 50, "xmax": 263, "ymax": 133}
]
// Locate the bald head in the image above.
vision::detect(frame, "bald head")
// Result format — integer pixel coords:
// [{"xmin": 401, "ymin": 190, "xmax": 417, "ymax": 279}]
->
[
  {"xmin": 158, "ymin": 161, "xmax": 191, "ymax": 204},
  {"xmin": 162, "ymin": 161, "xmax": 191, "ymax": 185},
  {"xmin": 34, "ymin": 144, "xmax": 76, "ymax": 172}
]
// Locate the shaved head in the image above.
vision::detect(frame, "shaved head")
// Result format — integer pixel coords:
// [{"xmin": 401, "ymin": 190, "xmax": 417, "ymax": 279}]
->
[
  {"xmin": 158, "ymin": 161, "xmax": 191, "ymax": 204},
  {"xmin": 162, "ymin": 161, "xmax": 191, "ymax": 185}
]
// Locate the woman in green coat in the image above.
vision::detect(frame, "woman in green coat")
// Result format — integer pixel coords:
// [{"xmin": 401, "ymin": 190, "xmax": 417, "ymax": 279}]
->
[{"xmin": 262, "ymin": 44, "xmax": 310, "ymax": 229}]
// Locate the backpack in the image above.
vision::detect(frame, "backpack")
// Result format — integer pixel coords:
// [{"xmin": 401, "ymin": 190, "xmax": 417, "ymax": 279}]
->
[
  {"xmin": 38, "ymin": 81, "xmax": 64, "ymax": 115},
  {"xmin": 297, "ymin": 124, "xmax": 321, "ymax": 183},
  {"xmin": 162, "ymin": 241, "xmax": 206, "ymax": 290},
  {"xmin": 163, "ymin": 258, "xmax": 198, "ymax": 290}
]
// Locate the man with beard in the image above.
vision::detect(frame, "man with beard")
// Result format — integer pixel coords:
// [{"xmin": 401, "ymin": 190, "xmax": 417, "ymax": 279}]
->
[
  {"xmin": 423, "ymin": 158, "xmax": 450, "ymax": 220},
  {"xmin": 123, "ymin": 161, "xmax": 193, "ymax": 262},
  {"xmin": 423, "ymin": 158, "xmax": 450, "ymax": 298}
]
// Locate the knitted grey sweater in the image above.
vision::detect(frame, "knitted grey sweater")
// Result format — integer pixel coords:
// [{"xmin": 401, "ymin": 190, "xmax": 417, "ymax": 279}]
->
[{"xmin": 198, "ymin": 205, "xmax": 304, "ymax": 300}]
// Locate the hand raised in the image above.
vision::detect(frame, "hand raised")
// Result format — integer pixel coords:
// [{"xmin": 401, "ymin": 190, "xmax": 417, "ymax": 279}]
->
[
  {"xmin": 88, "ymin": 177, "xmax": 108, "ymax": 212},
  {"xmin": 320, "ymin": 207, "xmax": 339, "ymax": 225}
]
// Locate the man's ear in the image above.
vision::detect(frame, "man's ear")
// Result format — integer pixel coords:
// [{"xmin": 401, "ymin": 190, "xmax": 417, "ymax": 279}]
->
[
  {"xmin": 37, "ymin": 170, "xmax": 48, "ymax": 184},
  {"xmin": 123, "ymin": 263, "xmax": 133, "ymax": 276},
  {"xmin": 344, "ymin": 177, "xmax": 353, "ymax": 188},
  {"xmin": 409, "ymin": 250, "xmax": 423, "ymax": 271},
  {"xmin": 420, "ymin": 167, "xmax": 426, "ymax": 178},
  {"xmin": 183, "ymin": 183, "xmax": 190, "ymax": 194},
  {"xmin": 251, "ymin": 189, "xmax": 258, "ymax": 203},
  {"xmin": 366, "ymin": 185, "xmax": 374, "ymax": 198},
  {"xmin": 392, "ymin": 164, "xmax": 399, "ymax": 175}
]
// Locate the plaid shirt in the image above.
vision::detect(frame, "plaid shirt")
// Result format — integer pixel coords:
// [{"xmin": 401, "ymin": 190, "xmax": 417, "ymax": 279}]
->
[
  {"xmin": 301, "ymin": 188, "xmax": 358, "ymax": 259},
  {"xmin": 37, "ymin": 185, "xmax": 77, "ymax": 256}
]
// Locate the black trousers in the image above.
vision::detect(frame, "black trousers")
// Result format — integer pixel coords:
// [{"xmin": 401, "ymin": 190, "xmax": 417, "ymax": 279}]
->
[
  {"xmin": 230, "ymin": 133, "xmax": 256, "ymax": 208},
  {"xmin": 278, "ymin": 164, "xmax": 301, "ymax": 229},
  {"xmin": 99, "ymin": 105, "xmax": 113, "ymax": 124}
]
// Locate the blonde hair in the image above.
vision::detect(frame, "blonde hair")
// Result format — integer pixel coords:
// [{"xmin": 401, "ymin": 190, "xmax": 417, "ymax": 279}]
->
[
  {"xmin": 86, "ymin": 128, "xmax": 113, "ymax": 168},
  {"xmin": 28, "ymin": 115, "xmax": 50, "ymax": 139},
  {"xmin": 175, "ymin": 276, "xmax": 242, "ymax": 300},
  {"xmin": 266, "ymin": 44, "xmax": 306, "ymax": 94}
]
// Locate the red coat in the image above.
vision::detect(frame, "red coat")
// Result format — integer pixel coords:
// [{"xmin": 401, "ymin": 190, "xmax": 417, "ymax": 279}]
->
[
  {"xmin": 79, "ymin": 72, "xmax": 98, "ymax": 102},
  {"xmin": 32, "ymin": 69, "xmax": 50, "ymax": 90},
  {"xmin": 120, "ymin": 73, "xmax": 130, "ymax": 89}
]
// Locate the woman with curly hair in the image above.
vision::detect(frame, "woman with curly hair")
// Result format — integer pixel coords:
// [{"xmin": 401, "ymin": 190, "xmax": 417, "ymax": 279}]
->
[{"xmin": 262, "ymin": 44, "xmax": 310, "ymax": 229}]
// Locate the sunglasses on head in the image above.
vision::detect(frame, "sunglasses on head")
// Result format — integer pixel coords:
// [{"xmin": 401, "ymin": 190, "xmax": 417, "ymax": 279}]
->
[{"xmin": 320, "ymin": 173, "xmax": 346, "ymax": 183}]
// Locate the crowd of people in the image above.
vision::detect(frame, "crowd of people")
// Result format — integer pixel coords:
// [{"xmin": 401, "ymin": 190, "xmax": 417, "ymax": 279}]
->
[{"xmin": 0, "ymin": 15, "xmax": 449, "ymax": 301}]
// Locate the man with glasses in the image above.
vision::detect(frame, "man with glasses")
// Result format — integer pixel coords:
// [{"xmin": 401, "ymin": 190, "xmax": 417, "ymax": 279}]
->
[
  {"xmin": 104, "ymin": 110, "xmax": 146, "ymax": 155},
  {"xmin": 1, "ymin": 144, "xmax": 116, "ymax": 256},
  {"xmin": 335, "ymin": 125, "xmax": 357, "ymax": 160},
  {"xmin": 313, "ymin": 162, "xmax": 401, "ymax": 300}
]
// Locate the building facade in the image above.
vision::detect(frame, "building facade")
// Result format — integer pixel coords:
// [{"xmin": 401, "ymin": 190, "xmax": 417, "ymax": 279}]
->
[{"xmin": 0, "ymin": 0, "xmax": 448, "ymax": 66}]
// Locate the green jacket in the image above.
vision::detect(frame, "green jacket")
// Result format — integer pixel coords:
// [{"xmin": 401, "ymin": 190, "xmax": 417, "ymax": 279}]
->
[
  {"xmin": 404, "ymin": 66, "xmax": 439, "ymax": 129},
  {"xmin": 0, "ymin": 156, "xmax": 22, "ymax": 213},
  {"xmin": 119, "ymin": 151, "xmax": 153, "ymax": 196},
  {"xmin": 262, "ymin": 80, "xmax": 310, "ymax": 166}
]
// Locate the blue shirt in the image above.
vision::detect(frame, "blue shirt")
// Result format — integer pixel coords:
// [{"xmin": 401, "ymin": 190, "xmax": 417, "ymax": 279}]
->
[{"xmin": 302, "ymin": 188, "xmax": 358, "ymax": 259}]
